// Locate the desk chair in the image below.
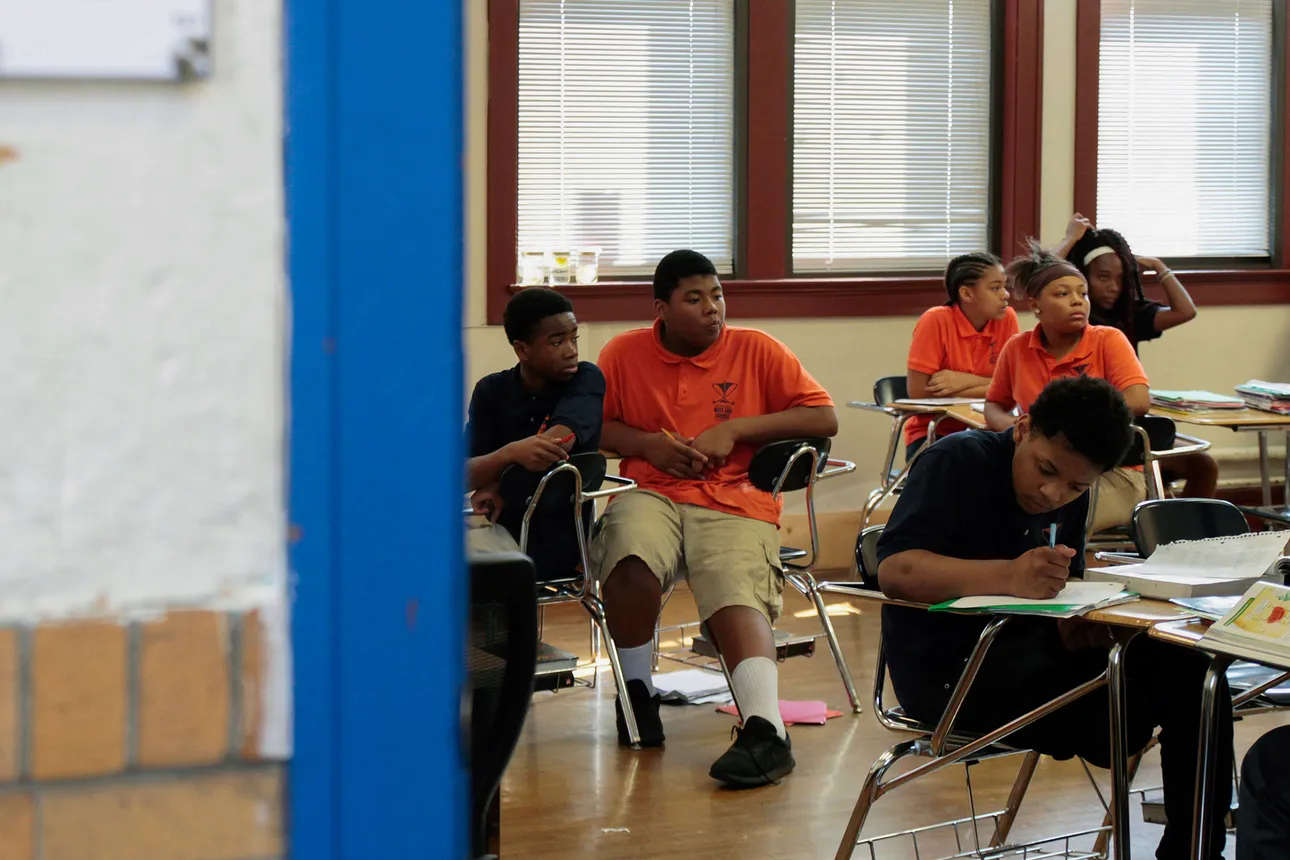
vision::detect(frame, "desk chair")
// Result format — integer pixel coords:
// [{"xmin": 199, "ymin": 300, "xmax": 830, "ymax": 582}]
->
[
  {"xmin": 822, "ymin": 529, "xmax": 1116, "ymax": 860},
  {"xmin": 851, "ymin": 376, "xmax": 945, "ymax": 531},
  {"xmin": 657, "ymin": 438, "xmax": 864, "ymax": 714},
  {"xmin": 468, "ymin": 551, "xmax": 538, "ymax": 860},
  {"xmin": 1085, "ymin": 416, "xmax": 1212, "ymax": 548},
  {"xmin": 477, "ymin": 453, "xmax": 645, "ymax": 744}
]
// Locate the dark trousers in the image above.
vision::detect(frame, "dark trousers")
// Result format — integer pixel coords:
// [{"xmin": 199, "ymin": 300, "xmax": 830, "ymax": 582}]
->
[
  {"xmin": 1238, "ymin": 725, "xmax": 1290, "ymax": 860},
  {"xmin": 897, "ymin": 633, "xmax": 1233, "ymax": 860}
]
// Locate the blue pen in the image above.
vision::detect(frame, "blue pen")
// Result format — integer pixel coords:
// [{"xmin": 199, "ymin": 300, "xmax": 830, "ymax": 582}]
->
[{"xmin": 1049, "ymin": 522, "xmax": 1058, "ymax": 548}]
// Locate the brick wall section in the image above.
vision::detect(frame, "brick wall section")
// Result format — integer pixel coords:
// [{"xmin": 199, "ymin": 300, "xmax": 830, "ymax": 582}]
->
[{"xmin": 0, "ymin": 610, "xmax": 283, "ymax": 860}]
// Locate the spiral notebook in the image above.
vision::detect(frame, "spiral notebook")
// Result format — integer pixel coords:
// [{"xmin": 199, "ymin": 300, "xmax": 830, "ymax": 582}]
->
[{"xmin": 1086, "ymin": 531, "xmax": 1290, "ymax": 599}]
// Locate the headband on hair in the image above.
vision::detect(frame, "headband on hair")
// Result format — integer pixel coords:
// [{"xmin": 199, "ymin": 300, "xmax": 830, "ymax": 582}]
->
[
  {"xmin": 1027, "ymin": 260, "xmax": 1084, "ymax": 297},
  {"xmin": 1083, "ymin": 246, "xmax": 1116, "ymax": 266}
]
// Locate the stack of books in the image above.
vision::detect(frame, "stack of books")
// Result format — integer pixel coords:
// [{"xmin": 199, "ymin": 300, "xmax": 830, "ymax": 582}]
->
[
  {"xmin": 1235, "ymin": 380, "xmax": 1290, "ymax": 414},
  {"xmin": 1149, "ymin": 390, "xmax": 1245, "ymax": 412},
  {"xmin": 1085, "ymin": 531, "xmax": 1289, "ymax": 599}
]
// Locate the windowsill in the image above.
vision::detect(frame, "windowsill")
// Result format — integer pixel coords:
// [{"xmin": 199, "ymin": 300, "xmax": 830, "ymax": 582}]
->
[{"xmin": 502, "ymin": 268, "xmax": 1290, "ymax": 323}]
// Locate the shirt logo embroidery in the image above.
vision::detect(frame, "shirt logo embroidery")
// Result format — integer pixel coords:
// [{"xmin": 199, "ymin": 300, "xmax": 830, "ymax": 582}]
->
[
  {"xmin": 1070, "ymin": 364, "xmax": 1091, "ymax": 377},
  {"xmin": 712, "ymin": 382, "xmax": 737, "ymax": 422}
]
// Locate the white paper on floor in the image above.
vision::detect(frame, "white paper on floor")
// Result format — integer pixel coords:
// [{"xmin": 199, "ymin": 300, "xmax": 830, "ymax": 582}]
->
[{"xmin": 652, "ymin": 668, "xmax": 733, "ymax": 705}]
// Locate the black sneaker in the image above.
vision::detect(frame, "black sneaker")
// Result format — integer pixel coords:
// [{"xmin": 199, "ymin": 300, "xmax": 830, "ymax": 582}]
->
[
  {"xmin": 708, "ymin": 716, "xmax": 794, "ymax": 788},
  {"xmin": 615, "ymin": 679, "xmax": 664, "ymax": 748}
]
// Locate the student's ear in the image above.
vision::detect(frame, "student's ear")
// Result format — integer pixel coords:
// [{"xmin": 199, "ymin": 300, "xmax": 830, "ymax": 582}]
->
[
  {"xmin": 1014, "ymin": 413, "xmax": 1031, "ymax": 443},
  {"xmin": 653, "ymin": 297, "xmax": 670, "ymax": 320},
  {"xmin": 1028, "ymin": 296, "xmax": 1040, "ymax": 316},
  {"xmin": 958, "ymin": 284, "xmax": 974, "ymax": 305},
  {"xmin": 511, "ymin": 339, "xmax": 529, "ymax": 362}
]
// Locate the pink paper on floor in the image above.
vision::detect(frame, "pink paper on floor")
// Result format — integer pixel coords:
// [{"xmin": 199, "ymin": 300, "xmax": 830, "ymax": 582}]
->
[{"xmin": 715, "ymin": 700, "xmax": 841, "ymax": 725}]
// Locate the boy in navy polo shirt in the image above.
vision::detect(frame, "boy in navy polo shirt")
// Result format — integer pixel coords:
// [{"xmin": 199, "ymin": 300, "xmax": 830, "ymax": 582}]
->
[
  {"xmin": 877, "ymin": 376, "xmax": 1232, "ymax": 860},
  {"xmin": 465, "ymin": 288, "xmax": 605, "ymax": 579}
]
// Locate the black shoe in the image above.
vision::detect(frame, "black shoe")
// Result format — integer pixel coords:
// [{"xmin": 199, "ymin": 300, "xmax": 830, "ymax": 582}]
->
[
  {"xmin": 708, "ymin": 716, "xmax": 794, "ymax": 788},
  {"xmin": 615, "ymin": 679, "xmax": 664, "ymax": 748}
]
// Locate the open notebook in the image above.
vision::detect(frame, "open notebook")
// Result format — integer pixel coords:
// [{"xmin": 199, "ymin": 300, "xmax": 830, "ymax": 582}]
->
[
  {"xmin": 1086, "ymin": 531, "xmax": 1289, "ymax": 599},
  {"xmin": 1202, "ymin": 582, "xmax": 1290, "ymax": 665},
  {"xmin": 930, "ymin": 580, "xmax": 1134, "ymax": 619}
]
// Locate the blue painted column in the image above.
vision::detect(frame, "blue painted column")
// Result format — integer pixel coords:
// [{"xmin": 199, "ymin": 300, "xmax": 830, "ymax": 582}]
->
[{"xmin": 286, "ymin": 0, "xmax": 465, "ymax": 856}]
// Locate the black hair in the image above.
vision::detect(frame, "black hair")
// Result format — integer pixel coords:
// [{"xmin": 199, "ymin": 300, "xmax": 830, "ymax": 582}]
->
[
  {"xmin": 653, "ymin": 249, "xmax": 718, "ymax": 302},
  {"xmin": 502, "ymin": 287, "xmax": 574, "ymax": 344},
  {"xmin": 1066, "ymin": 228, "xmax": 1143, "ymax": 334},
  {"xmin": 1005, "ymin": 239, "xmax": 1085, "ymax": 300},
  {"xmin": 943, "ymin": 252, "xmax": 1003, "ymax": 305},
  {"xmin": 1029, "ymin": 376, "xmax": 1133, "ymax": 472}
]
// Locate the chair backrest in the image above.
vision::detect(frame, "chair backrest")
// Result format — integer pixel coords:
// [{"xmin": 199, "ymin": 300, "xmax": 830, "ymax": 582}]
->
[
  {"xmin": 855, "ymin": 525, "xmax": 885, "ymax": 589},
  {"xmin": 747, "ymin": 438, "xmax": 832, "ymax": 494},
  {"xmin": 498, "ymin": 451, "xmax": 607, "ymax": 516},
  {"xmin": 874, "ymin": 376, "xmax": 908, "ymax": 408},
  {"xmin": 1120, "ymin": 415, "xmax": 1177, "ymax": 468},
  {"xmin": 1131, "ymin": 498, "xmax": 1249, "ymax": 556},
  {"xmin": 468, "ymin": 551, "xmax": 538, "ymax": 859}
]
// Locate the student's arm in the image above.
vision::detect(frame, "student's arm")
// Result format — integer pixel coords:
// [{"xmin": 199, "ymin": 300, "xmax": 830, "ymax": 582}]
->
[
  {"xmin": 1137, "ymin": 256, "xmax": 1198, "ymax": 331},
  {"xmin": 875, "ymin": 445, "xmax": 1075, "ymax": 602},
  {"xmin": 691, "ymin": 334, "xmax": 838, "ymax": 466},
  {"xmin": 464, "ymin": 381, "xmax": 566, "ymax": 491},
  {"xmin": 1100, "ymin": 329, "xmax": 1151, "ymax": 417},
  {"xmin": 928, "ymin": 372, "xmax": 992, "ymax": 398},
  {"xmin": 1051, "ymin": 212, "xmax": 1093, "ymax": 260},
  {"xmin": 982, "ymin": 339, "xmax": 1018, "ymax": 430},
  {"xmin": 544, "ymin": 364, "xmax": 606, "ymax": 452}
]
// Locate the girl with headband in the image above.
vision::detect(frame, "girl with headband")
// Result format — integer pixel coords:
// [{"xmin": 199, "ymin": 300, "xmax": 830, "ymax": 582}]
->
[
  {"xmin": 1057, "ymin": 216, "xmax": 1216, "ymax": 499},
  {"xmin": 984, "ymin": 241, "xmax": 1151, "ymax": 534}
]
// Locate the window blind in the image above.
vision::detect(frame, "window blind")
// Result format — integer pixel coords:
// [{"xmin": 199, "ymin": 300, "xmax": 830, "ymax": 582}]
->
[
  {"xmin": 792, "ymin": 0, "xmax": 993, "ymax": 273},
  {"xmin": 517, "ymin": 0, "xmax": 735, "ymax": 278},
  {"xmin": 1098, "ymin": 0, "xmax": 1272, "ymax": 258}
]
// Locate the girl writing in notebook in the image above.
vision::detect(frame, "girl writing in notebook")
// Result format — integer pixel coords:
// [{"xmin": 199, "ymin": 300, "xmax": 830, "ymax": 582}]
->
[
  {"xmin": 984, "ymin": 243, "xmax": 1151, "ymax": 534},
  {"xmin": 1058, "ymin": 215, "xmax": 1218, "ymax": 498},
  {"xmin": 903, "ymin": 253, "xmax": 1019, "ymax": 460}
]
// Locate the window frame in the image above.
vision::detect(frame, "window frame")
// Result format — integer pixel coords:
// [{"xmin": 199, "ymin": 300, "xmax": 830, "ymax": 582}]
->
[
  {"xmin": 1073, "ymin": 0, "xmax": 1290, "ymax": 304},
  {"xmin": 486, "ymin": 0, "xmax": 1045, "ymax": 323}
]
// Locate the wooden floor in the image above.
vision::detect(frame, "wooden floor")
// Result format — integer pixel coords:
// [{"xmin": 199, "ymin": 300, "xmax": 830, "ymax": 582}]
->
[{"xmin": 501, "ymin": 579, "xmax": 1288, "ymax": 860}]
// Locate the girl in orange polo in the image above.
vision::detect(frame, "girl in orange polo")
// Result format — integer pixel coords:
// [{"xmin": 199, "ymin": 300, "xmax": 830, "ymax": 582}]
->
[
  {"xmin": 904, "ymin": 252, "xmax": 1019, "ymax": 459},
  {"xmin": 985, "ymin": 244, "xmax": 1150, "ymax": 533}
]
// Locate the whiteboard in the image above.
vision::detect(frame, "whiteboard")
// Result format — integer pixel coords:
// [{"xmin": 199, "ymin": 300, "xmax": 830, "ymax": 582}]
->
[{"xmin": 0, "ymin": 0, "xmax": 212, "ymax": 81}]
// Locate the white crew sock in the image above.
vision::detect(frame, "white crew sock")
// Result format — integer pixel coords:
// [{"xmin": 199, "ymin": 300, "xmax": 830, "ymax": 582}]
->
[
  {"xmin": 615, "ymin": 642, "xmax": 656, "ymax": 696},
  {"xmin": 730, "ymin": 656, "xmax": 786, "ymax": 740}
]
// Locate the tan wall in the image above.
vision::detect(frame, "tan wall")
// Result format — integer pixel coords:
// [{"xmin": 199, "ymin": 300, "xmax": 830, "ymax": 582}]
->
[
  {"xmin": 0, "ymin": 611, "xmax": 282, "ymax": 859},
  {"xmin": 463, "ymin": 0, "xmax": 1290, "ymax": 517}
]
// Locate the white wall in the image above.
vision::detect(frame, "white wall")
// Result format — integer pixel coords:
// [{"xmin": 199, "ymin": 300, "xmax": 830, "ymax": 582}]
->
[
  {"xmin": 465, "ymin": 0, "xmax": 1288, "ymax": 514},
  {"xmin": 0, "ymin": 0, "xmax": 285, "ymax": 619}
]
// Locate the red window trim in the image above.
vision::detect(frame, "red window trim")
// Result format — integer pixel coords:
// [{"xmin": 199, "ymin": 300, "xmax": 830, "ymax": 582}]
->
[
  {"xmin": 486, "ymin": 0, "xmax": 1045, "ymax": 324},
  {"xmin": 1073, "ymin": 0, "xmax": 1290, "ymax": 304}
]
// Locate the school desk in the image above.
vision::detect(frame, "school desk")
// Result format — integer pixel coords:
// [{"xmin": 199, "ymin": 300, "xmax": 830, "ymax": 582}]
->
[{"xmin": 1149, "ymin": 406, "xmax": 1290, "ymax": 509}]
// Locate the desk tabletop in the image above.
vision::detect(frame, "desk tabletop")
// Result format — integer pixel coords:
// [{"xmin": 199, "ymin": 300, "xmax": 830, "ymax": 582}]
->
[
  {"xmin": 1086, "ymin": 598, "xmax": 1198, "ymax": 628},
  {"xmin": 943, "ymin": 403, "xmax": 989, "ymax": 430},
  {"xmin": 1150, "ymin": 406, "xmax": 1290, "ymax": 429}
]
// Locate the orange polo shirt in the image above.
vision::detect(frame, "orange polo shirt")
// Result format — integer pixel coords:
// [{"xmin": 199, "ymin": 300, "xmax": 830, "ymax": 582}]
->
[
  {"xmin": 599, "ymin": 320, "xmax": 834, "ymax": 526},
  {"xmin": 985, "ymin": 324, "xmax": 1149, "ymax": 415},
  {"xmin": 905, "ymin": 305, "xmax": 1019, "ymax": 446}
]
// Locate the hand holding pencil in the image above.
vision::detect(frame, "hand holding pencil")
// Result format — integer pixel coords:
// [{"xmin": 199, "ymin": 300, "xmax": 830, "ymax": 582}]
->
[{"xmin": 644, "ymin": 429, "xmax": 708, "ymax": 479}]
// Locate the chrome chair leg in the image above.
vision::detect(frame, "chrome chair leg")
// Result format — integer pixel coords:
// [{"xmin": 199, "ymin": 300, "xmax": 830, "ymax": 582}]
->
[
  {"xmin": 792, "ymin": 571, "xmax": 862, "ymax": 713},
  {"xmin": 834, "ymin": 739, "xmax": 922, "ymax": 860},
  {"xmin": 581, "ymin": 592, "xmax": 641, "ymax": 748}
]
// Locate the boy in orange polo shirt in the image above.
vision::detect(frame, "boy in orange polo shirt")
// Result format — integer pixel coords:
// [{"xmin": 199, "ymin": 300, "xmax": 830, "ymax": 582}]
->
[
  {"xmin": 984, "ymin": 245, "xmax": 1150, "ymax": 532},
  {"xmin": 905, "ymin": 252, "xmax": 1018, "ymax": 458},
  {"xmin": 591, "ymin": 249, "xmax": 838, "ymax": 788}
]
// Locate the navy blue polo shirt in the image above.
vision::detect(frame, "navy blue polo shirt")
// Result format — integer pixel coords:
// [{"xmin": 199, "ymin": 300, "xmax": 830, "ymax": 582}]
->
[
  {"xmin": 466, "ymin": 361, "xmax": 605, "ymax": 576},
  {"xmin": 876, "ymin": 428, "xmax": 1089, "ymax": 713}
]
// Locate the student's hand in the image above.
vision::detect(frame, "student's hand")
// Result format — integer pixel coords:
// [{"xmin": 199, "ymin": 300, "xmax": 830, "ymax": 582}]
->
[
  {"xmin": 690, "ymin": 423, "xmax": 737, "ymax": 470},
  {"xmin": 1057, "ymin": 617, "xmax": 1116, "ymax": 652},
  {"xmin": 504, "ymin": 435, "xmax": 568, "ymax": 472},
  {"xmin": 928, "ymin": 370, "xmax": 971, "ymax": 397},
  {"xmin": 642, "ymin": 432, "xmax": 708, "ymax": 479},
  {"xmin": 1005, "ymin": 545, "xmax": 1076, "ymax": 599},
  {"xmin": 1135, "ymin": 255, "xmax": 1165, "ymax": 275},
  {"xmin": 1065, "ymin": 212, "xmax": 1092, "ymax": 243},
  {"xmin": 470, "ymin": 485, "xmax": 504, "ymax": 523}
]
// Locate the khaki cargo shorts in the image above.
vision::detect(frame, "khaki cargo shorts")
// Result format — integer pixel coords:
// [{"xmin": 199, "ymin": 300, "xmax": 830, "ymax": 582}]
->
[
  {"xmin": 1090, "ymin": 467, "xmax": 1148, "ymax": 534},
  {"xmin": 589, "ymin": 490, "xmax": 784, "ymax": 623},
  {"xmin": 466, "ymin": 522, "xmax": 521, "ymax": 555}
]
